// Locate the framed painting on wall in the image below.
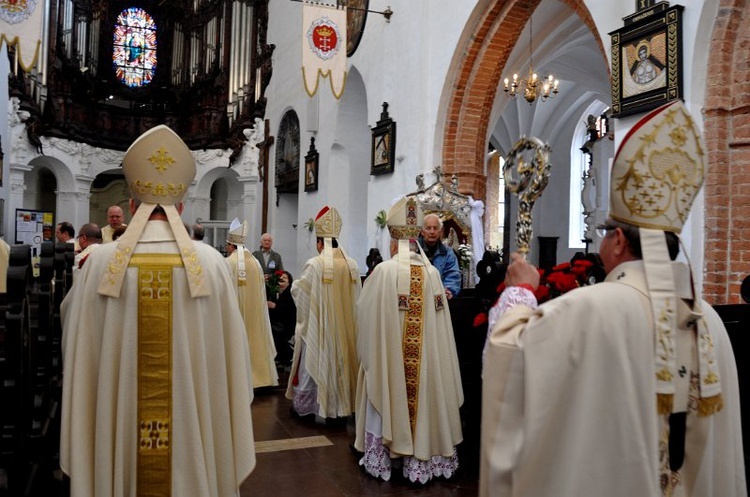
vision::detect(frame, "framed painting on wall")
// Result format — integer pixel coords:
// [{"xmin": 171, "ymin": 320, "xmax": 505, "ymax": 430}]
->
[
  {"xmin": 304, "ymin": 137, "xmax": 319, "ymax": 192},
  {"xmin": 371, "ymin": 102, "xmax": 396, "ymax": 176},
  {"xmin": 610, "ymin": 4, "xmax": 683, "ymax": 117}
]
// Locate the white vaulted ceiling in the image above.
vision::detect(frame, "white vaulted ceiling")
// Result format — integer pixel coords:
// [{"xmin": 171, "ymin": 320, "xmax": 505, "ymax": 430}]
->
[{"xmin": 489, "ymin": 0, "xmax": 611, "ymax": 153}]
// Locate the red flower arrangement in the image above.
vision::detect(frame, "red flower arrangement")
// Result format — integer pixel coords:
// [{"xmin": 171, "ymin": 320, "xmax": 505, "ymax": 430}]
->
[
  {"xmin": 534, "ymin": 259, "xmax": 594, "ymax": 303},
  {"xmin": 266, "ymin": 269, "xmax": 286, "ymax": 297}
]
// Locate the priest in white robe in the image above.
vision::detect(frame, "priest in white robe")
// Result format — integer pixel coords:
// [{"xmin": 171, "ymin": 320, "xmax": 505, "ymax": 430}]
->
[
  {"xmin": 354, "ymin": 196, "xmax": 464, "ymax": 484},
  {"xmin": 61, "ymin": 125, "xmax": 256, "ymax": 497},
  {"xmin": 286, "ymin": 206, "xmax": 361, "ymax": 419},
  {"xmin": 225, "ymin": 217, "xmax": 279, "ymax": 389},
  {"xmin": 481, "ymin": 101, "xmax": 746, "ymax": 497}
]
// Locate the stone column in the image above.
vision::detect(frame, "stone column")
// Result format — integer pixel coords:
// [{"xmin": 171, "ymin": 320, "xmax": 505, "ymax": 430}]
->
[{"xmin": 237, "ymin": 176, "xmax": 260, "ymax": 246}]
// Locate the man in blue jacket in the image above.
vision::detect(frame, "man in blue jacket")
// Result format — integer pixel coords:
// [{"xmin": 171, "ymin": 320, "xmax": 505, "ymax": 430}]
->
[{"xmin": 419, "ymin": 213, "xmax": 461, "ymax": 299}]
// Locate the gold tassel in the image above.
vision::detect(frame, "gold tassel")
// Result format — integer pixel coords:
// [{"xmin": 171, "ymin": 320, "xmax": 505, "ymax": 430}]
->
[
  {"xmin": 657, "ymin": 393, "xmax": 673, "ymax": 415},
  {"xmin": 698, "ymin": 394, "xmax": 724, "ymax": 417}
]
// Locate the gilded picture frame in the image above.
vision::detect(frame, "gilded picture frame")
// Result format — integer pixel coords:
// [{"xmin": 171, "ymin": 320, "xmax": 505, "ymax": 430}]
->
[{"xmin": 610, "ymin": 5, "xmax": 683, "ymax": 117}]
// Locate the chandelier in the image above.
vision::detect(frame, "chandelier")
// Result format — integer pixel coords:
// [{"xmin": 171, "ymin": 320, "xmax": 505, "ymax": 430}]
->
[{"xmin": 503, "ymin": 15, "xmax": 559, "ymax": 103}]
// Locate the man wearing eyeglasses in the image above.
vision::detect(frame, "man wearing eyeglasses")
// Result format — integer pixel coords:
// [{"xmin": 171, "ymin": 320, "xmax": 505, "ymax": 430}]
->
[{"xmin": 480, "ymin": 101, "xmax": 745, "ymax": 497}]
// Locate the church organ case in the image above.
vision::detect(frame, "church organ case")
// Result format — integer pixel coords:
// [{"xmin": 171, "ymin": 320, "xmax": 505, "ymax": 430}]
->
[{"xmin": 10, "ymin": 0, "xmax": 273, "ymax": 155}]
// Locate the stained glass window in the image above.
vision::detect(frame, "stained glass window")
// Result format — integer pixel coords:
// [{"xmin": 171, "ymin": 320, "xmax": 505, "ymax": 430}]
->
[{"xmin": 113, "ymin": 7, "xmax": 157, "ymax": 88}]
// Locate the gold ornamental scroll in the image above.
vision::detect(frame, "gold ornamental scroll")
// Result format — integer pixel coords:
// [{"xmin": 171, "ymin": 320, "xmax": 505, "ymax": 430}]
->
[
  {"xmin": 503, "ymin": 136, "xmax": 552, "ymax": 256},
  {"xmin": 130, "ymin": 253, "xmax": 183, "ymax": 497}
]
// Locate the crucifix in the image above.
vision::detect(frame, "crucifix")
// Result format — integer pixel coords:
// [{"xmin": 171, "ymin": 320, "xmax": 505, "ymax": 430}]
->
[{"xmin": 257, "ymin": 119, "xmax": 274, "ymax": 233}]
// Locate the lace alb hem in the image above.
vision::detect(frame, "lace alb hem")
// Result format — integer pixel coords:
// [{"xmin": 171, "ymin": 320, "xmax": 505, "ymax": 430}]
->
[
  {"xmin": 292, "ymin": 387, "xmax": 319, "ymax": 417},
  {"xmin": 402, "ymin": 449, "xmax": 459, "ymax": 484},
  {"xmin": 359, "ymin": 431, "xmax": 392, "ymax": 481},
  {"xmin": 359, "ymin": 432, "xmax": 459, "ymax": 484}
]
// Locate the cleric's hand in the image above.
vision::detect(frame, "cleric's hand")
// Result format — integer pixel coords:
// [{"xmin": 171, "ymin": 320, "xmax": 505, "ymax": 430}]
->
[{"xmin": 505, "ymin": 252, "xmax": 540, "ymax": 291}]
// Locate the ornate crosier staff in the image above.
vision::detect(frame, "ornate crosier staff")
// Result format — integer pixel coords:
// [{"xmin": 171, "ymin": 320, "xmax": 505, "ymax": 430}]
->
[{"xmin": 503, "ymin": 136, "xmax": 552, "ymax": 257}]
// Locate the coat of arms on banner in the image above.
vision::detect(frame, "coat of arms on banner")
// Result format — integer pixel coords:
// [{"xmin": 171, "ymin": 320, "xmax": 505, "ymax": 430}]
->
[
  {"xmin": 302, "ymin": 2, "xmax": 347, "ymax": 99},
  {"xmin": 0, "ymin": 0, "xmax": 37, "ymax": 24},
  {"xmin": 307, "ymin": 16, "xmax": 342, "ymax": 61}
]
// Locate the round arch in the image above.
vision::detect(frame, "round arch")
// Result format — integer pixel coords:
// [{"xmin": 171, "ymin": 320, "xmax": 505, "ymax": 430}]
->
[
  {"xmin": 193, "ymin": 166, "xmax": 243, "ymax": 221},
  {"xmin": 439, "ymin": 0, "xmax": 606, "ymax": 199},
  {"xmin": 27, "ymin": 155, "xmax": 76, "ymax": 192}
]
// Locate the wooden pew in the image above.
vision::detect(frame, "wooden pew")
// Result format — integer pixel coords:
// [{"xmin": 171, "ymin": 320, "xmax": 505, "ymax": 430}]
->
[{"xmin": 0, "ymin": 242, "xmax": 73, "ymax": 496}]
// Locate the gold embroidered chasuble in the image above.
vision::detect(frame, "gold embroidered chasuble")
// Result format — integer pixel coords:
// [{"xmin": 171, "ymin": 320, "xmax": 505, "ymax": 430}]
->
[
  {"xmin": 61, "ymin": 221, "xmax": 256, "ymax": 497},
  {"xmin": 481, "ymin": 260, "xmax": 746, "ymax": 497},
  {"xmin": 226, "ymin": 248, "xmax": 279, "ymax": 388},
  {"xmin": 354, "ymin": 254, "xmax": 463, "ymax": 461}
]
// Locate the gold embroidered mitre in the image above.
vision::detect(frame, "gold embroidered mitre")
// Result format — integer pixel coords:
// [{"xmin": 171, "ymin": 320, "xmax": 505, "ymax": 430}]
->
[
  {"xmin": 123, "ymin": 125, "xmax": 196, "ymax": 205},
  {"xmin": 387, "ymin": 196, "xmax": 423, "ymax": 240},
  {"xmin": 610, "ymin": 100, "xmax": 706, "ymax": 234},
  {"xmin": 387, "ymin": 196, "xmax": 423, "ymax": 304},
  {"xmin": 609, "ymin": 101, "xmax": 720, "ymax": 416},
  {"xmin": 315, "ymin": 206, "xmax": 342, "ymax": 283},
  {"xmin": 314, "ymin": 206, "xmax": 342, "ymax": 239}
]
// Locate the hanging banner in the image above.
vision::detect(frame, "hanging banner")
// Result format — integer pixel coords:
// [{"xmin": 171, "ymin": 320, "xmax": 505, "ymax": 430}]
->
[
  {"xmin": 0, "ymin": 0, "xmax": 43, "ymax": 71},
  {"xmin": 302, "ymin": 1, "xmax": 347, "ymax": 99}
]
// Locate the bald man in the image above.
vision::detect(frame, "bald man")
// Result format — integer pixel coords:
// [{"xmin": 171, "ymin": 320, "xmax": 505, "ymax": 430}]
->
[{"xmin": 101, "ymin": 205, "xmax": 127, "ymax": 243}]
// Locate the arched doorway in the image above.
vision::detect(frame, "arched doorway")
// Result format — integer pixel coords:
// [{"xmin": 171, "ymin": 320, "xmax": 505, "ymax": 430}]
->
[
  {"xmin": 90, "ymin": 170, "xmax": 129, "ymax": 228},
  {"xmin": 439, "ymin": 0, "xmax": 606, "ymax": 200}
]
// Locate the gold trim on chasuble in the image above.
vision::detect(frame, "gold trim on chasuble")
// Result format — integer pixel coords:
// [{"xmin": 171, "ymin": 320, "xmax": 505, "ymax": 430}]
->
[
  {"xmin": 402, "ymin": 265, "xmax": 425, "ymax": 434},
  {"xmin": 130, "ymin": 253, "xmax": 183, "ymax": 497}
]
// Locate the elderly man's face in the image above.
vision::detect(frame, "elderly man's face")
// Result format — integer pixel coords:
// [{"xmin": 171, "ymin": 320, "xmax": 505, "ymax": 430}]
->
[
  {"xmin": 107, "ymin": 206, "xmax": 124, "ymax": 229},
  {"xmin": 260, "ymin": 234, "xmax": 273, "ymax": 250},
  {"xmin": 421, "ymin": 216, "xmax": 442, "ymax": 245}
]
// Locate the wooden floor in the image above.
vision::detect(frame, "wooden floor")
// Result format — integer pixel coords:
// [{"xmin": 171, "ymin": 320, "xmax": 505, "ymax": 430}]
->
[
  {"xmin": 240, "ymin": 369, "xmax": 479, "ymax": 496},
  {"xmin": 21, "ymin": 366, "xmax": 479, "ymax": 497}
]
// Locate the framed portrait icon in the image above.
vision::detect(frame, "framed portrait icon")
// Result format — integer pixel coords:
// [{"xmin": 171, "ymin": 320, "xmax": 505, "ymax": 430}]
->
[
  {"xmin": 304, "ymin": 137, "xmax": 319, "ymax": 192},
  {"xmin": 371, "ymin": 102, "xmax": 396, "ymax": 176},
  {"xmin": 609, "ymin": 4, "xmax": 683, "ymax": 118}
]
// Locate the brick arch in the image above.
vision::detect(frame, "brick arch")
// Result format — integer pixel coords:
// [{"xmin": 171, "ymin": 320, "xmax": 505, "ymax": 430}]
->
[
  {"xmin": 441, "ymin": 0, "xmax": 606, "ymax": 199},
  {"xmin": 703, "ymin": 0, "xmax": 750, "ymax": 304}
]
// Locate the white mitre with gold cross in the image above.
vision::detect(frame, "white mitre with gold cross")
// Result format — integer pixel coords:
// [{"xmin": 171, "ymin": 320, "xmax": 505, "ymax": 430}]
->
[{"xmin": 98, "ymin": 125, "xmax": 208, "ymax": 298}]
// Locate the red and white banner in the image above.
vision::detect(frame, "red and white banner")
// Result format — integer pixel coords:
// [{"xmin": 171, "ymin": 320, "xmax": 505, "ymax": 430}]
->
[
  {"xmin": 0, "ymin": 0, "xmax": 43, "ymax": 71},
  {"xmin": 302, "ymin": 1, "xmax": 347, "ymax": 99}
]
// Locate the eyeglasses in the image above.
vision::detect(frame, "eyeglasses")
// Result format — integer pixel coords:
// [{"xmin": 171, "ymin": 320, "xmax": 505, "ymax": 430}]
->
[{"xmin": 595, "ymin": 224, "xmax": 617, "ymax": 239}]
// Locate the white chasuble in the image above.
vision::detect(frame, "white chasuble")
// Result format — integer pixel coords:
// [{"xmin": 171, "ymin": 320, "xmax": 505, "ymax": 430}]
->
[
  {"xmin": 227, "ymin": 248, "xmax": 279, "ymax": 388},
  {"xmin": 61, "ymin": 221, "xmax": 256, "ymax": 497},
  {"xmin": 354, "ymin": 254, "xmax": 463, "ymax": 464},
  {"xmin": 481, "ymin": 260, "xmax": 746, "ymax": 497}
]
